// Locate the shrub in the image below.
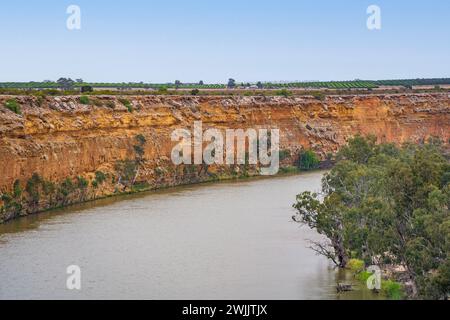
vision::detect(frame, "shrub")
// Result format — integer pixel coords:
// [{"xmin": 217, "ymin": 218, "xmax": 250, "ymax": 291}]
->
[
  {"xmin": 59, "ymin": 178, "xmax": 74, "ymax": 198},
  {"xmin": 95, "ymin": 171, "xmax": 107, "ymax": 184},
  {"xmin": 311, "ymin": 91, "xmax": 326, "ymax": 101},
  {"xmin": 356, "ymin": 270, "xmax": 372, "ymax": 282},
  {"xmin": 297, "ymin": 150, "xmax": 320, "ymax": 170},
  {"xmin": 81, "ymin": 86, "xmax": 93, "ymax": 93},
  {"xmin": 4, "ymin": 98, "xmax": 21, "ymax": 114},
  {"xmin": 279, "ymin": 149, "xmax": 291, "ymax": 161},
  {"xmin": 191, "ymin": 89, "xmax": 200, "ymax": 95},
  {"xmin": 42, "ymin": 181, "xmax": 55, "ymax": 195},
  {"xmin": 275, "ymin": 89, "xmax": 292, "ymax": 97},
  {"xmin": 76, "ymin": 176, "xmax": 88, "ymax": 189},
  {"xmin": 157, "ymin": 86, "xmax": 168, "ymax": 94},
  {"xmin": 79, "ymin": 95, "xmax": 90, "ymax": 105},
  {"xmin": 279, "ymin": 166, "xmax": 298, "ymax": 174},
  {"xmin": 119, "ymin": 98, "xmax": 133, "ymax": 112},
  {"xmin": 13, "ymin": 180, "xmax": 22, "ymax": 198},
  {"xmin": 381, "ymin": 280, "xmax": 404, "ymax": 300},
  {"xmin": 347, "ymin": 259, "xmax": 365, "ymax": 273},
  {"xmin": 26, "ymin": 173, "xmax": 43, "ymax": 204}
]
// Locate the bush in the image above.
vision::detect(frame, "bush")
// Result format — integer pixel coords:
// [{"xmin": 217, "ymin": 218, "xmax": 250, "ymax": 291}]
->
[
  {"xmin": 297, "ymin": 150, "xmax": 320, "ymax": 170},
  {"xmin": 279, "ymin": 149, "xmax": 291, "ymax": 161},
  {"xmin": 81, "ymin": 86, "xmax": 93, "ymax": 93},
  {"xmin": 76, "ymin": 176, "xmax": 88, "ymax": 189},
  {"xmin": 95, "ymin": 171, "xmax": 107, "ymax": 184},
  {"xmin": 191, "ymin": 89, "xmax": 200, "ymax": 95},
  {"xmin": 4, "ymin": 98, "xmax": 21, "ymax": 114},
  {"xmin": 13, "ymin": 180, "xmax": 22, "ymax": 198},
  {"xmin": 311, "ymin": 92, "xmax": 326, "ymax": 101},
  {"xmin": 347, "ymin": 259, "xmax": 365, "ymax": 273},
  {"xmin": 275, "ymin": 89, "xmax": 292, "ymax": 97},
  {"xmin": 381, "ymin": 280, "xmax": 404, "ymax": 300},
  {"xmin": 79, "ymin": 96, "xmax": 90, "ymax": 105},
  {"xmin": 119, "ymin": 98, "xmax": 133, "ymax": 112}
]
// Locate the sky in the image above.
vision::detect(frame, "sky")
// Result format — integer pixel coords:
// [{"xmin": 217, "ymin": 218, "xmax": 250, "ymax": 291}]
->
[{"xmin": 0, "ymin": 0, "xmax": 449, "ymax": 83}]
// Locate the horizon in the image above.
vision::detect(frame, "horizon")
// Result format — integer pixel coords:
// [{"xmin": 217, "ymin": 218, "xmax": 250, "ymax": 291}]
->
[{"xmin": 1, "ymin": 0, "xmax": 449, "ymax": 83}]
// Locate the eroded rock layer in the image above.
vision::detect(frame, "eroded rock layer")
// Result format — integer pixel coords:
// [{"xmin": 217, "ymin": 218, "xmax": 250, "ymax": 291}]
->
[{"xmin": 0, "ymin": 93, "xmax": 448, "ymax": 222}]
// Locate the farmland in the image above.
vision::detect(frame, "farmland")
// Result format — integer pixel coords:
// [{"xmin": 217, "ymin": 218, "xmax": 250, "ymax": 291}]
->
[{"xmin": 1, "ymin": 78, "xmax": 449, "ymax": 91}]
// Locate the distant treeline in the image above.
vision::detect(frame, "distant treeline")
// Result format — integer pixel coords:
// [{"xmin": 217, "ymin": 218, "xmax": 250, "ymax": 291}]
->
[{"xmin": 1, "ymin": 78, "xmax": 449, "ymax": 90}]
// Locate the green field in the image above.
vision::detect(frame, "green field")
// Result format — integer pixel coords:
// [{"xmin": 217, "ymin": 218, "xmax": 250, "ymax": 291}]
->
[{"xmin": 1, "ymin": 78, "xmax": 449, "ymax": 91}]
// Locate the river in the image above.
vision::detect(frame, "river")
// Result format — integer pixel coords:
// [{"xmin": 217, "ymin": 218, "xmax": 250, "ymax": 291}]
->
[{"xmin": 0, "ymin": 171, "xmax": 380, "ymax": 299}]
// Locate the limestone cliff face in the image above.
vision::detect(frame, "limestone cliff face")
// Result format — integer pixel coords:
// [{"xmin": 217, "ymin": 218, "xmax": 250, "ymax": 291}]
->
[{"xmin": 0, "ymin": 93, "xmax": 449, "ymax": 222}]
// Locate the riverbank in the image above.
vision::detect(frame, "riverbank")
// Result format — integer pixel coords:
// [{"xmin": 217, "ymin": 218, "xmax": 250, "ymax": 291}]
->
[
  {"xmin": 0, "ymin": 171, "xmax": 382, "ymax": 300},
  {"xmin": 0, "ymin": 162, "xmax": 325, "ymax": 224},
  {"xmin": 1, "ymin": 93, "xmax": 448, "ymax": 223}
]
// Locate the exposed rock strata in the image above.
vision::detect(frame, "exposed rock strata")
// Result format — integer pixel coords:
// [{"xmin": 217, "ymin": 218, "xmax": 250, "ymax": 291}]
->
[{"xmin": 0, "ymin": 93, "xmax": 448, "ymax": 222}]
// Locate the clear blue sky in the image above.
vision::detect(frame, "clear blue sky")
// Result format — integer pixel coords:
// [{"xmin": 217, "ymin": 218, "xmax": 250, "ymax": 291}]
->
[{"xmin": 0, "ymin": 0, "xmax": 449, "ymax": 83}]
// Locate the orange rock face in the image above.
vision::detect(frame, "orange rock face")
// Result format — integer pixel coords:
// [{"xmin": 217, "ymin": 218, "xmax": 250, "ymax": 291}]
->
[{"xmin": 0, "ymin": 93, "xmax": 449, "ymax": 221}]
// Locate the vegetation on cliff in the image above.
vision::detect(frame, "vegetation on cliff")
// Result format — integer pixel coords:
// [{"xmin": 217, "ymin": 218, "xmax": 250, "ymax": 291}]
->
[{"xmin": 293, "ymin": 136, "xmax": 450, "ymax": 299}]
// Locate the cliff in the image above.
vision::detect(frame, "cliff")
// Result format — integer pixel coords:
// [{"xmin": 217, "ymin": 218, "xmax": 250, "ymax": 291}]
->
[{"xmin": 1, "ymin": 93, "xmax": 449, "ymax": 222}]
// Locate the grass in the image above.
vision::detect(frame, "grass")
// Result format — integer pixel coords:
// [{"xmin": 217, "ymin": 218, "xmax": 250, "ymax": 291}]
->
[
  {"xmin": 4, "ymin": 98, "xmax": 21, "ymax": 114},
  {"xmin": 79, "ymin": 95, "xmax": 90, "ymax": 105}
]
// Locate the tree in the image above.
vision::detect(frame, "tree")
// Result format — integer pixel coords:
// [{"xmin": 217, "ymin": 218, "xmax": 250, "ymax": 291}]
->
[
  {"xmin": 292, "ymin": 136, "xmax": 449, "ymax": 299},
  {"xmin": 199, "ymin": 80, "xmax": 204, "ymax": 86},
  {"xmin": 76, "ymin": 78, "xmax": 84, "ymax": 83},
  {"xmin": 256, "ymin": 81, "xmax": 263, "ymax": 89},
  {"xmin": 175, "ymin": 80, "xmax": 182, "ymax": 89},
  {"xmin": 80, "ymin": 86, "xmax": 93, "ymax": 93},
  {"xmin": 57, "ymin": 77, "xmax": 75, "ymax": 90},
  {"xmin": 297, "ymin": 150, "xmax": 320, "ymax": 170},
  {"xmin": 227, "ymin": 78, "xmax": 236, "ymax": 89}
]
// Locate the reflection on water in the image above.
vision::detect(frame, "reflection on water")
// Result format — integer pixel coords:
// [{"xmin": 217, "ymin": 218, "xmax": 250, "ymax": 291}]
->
[{"xmin": 0, "ymin": 172, "xmax": 382, "ymax": 300}]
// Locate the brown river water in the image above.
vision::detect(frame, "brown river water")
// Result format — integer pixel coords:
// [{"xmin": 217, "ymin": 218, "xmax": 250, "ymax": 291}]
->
[{"xmin": 0, "ymin": 171, "xmax": 381, "ymax": 299}]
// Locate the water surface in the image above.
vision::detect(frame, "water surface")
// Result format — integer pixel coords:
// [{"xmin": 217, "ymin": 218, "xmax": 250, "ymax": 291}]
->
[{"xmin": 0, "ymin": 172, "xmax": 379, "ymax": 299}]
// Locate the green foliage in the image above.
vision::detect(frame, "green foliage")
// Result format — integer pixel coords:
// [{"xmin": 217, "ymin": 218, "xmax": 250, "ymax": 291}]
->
[
  {"xmin": 292, "ymin": 136, "xmax": 450, "ymax": 299},
  {"xmin": 59, "ymin": 178, "xmax": 74, "ymax": 198},
  {"xmin": 275, "ymin": 89, "xmax": 292, "ymax": 97},
  {"xmin": 26, "ymin": 173, "xmax": 43, "ymax": 205},
  {"xmin": 279, "ymin": 149, "xmax": 291, "ymax": 161},
  {"xmin": 95, "ymin": 171, "xmax": 107, "ymax": 184},
  {"xmin": 311, "ymin": 91, "xmax": 326, "ymax": 101},
  {"xmin": 79, "ymin": 95, "xmax": 90, "ymax": 105},
  {"xmin": 157, "ymin": 86, "xmax": 168, "ymax": 94},
  {"xmin": 42, "ymin": 181, "xmax": 55, "ymax": 195},
  {"xmin": 119, "ymin": 98, "xmax": 133, "ymax": 112},
  {"xmin": 297, "ymin": 150, "xmax": 320, "ymax": 170},
  {"xmin": 347, "ymin": 259, "xmax": 365, "ymax": 273},
  {"xmin": 13, "ymin": 180, "xmax": 22, "ymax": 198},
  {"xmin": 191, "ymin": 89, "xmax": 200, "ymax": 95},
  {"xmin": 382, "ymin": 280, "xmax": 404, "ymax": 300},
  {"xmin": 4, "ymin": 98, "xmax": 21, "ymax": 114},
  {"xmin": 80, "ymin": 85, "xmax": 93, "ymax": 93},
  {"xmin": 76, "ymin": 176, "xmax": 88, "ymax": 189},
  {"xmin": 279, "ymin": 166, "xmax": 299, "ymax": 174},
  {"xmin": 356, "ymin": 270, "xmax": 372, "ymax": 282},
  {"xmin": 115, "ymin": 160, "xmax": 137, "ymax": 187}
]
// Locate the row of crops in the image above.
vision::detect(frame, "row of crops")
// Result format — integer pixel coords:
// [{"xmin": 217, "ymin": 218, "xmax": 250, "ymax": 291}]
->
[{"xmin": 1, "ymin": 78, "xmax": 449, "ymax": 90}]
